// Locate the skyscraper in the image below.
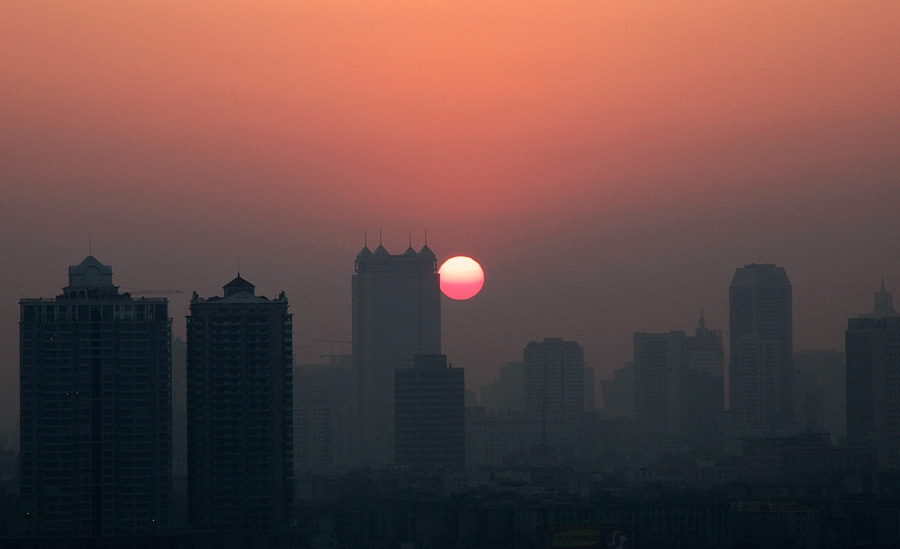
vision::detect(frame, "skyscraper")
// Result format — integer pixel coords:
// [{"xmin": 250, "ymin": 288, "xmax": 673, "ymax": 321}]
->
[
  {"xmin": 846, "ymin": 280, "xmax": 900, "ymax": 468},
  {"xmin": 186, "ymin": 276, "xmax": 293, "ymax": 532},
  {"xmin": 394, "ymin": 354, "xmax": 465, "ymax": 469},
  {"xmin": 352, "ymin": 241, "xmax": 441, "ymax": 466},
  {"xmin": 728, "ymin": 264, "xmax": 793, "ymax": 432},
  {"xmin": 523, "ymin": 338, "xmax": 585, "ymax": 423},
  {"xmin": 19, "ymin": 256, "xmax": 172, "ymax": 537}
]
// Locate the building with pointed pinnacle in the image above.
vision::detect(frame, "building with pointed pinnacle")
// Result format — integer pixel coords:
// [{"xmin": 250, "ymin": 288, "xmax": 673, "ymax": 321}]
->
[
  {"xmin": 19, "ymin": 256, "xmax": 173, "ymax": 538},
  {"xmin": 186, "ymin": 275, "xmax": 293, "ymax": 532},
  {"xmin": 352, "ymin": 239, "xmax": 441, "ymax": 466}
]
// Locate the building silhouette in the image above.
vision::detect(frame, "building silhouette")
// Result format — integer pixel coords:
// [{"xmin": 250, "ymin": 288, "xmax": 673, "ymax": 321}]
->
[
  {"xmin": 19, "ymin": 256, "xmax": 172, "ymax": 537},
  {"xmin": 394, "ymin": 354, "xmax": 465, "ymax": 469},
  {"xmin": 186, "ymin": 276, "xmax": 293, "ymax": 532},
  {"xmin": 633, "ymin": 331, "xmax": 682, "ymax": 456},
  {"xmin": 633, "ymin": 316, "xmax": 725, "ymax": 457},
  {"xmin": 846, "ymin": 280, "xmax": 900, "ymax": 468},
  {"xmin": 352, "ymin": 241, "xmax": 441, "ymax": 466},
  {"xmin": 522, "ymin": 338, "xmax": 585, "ymax": 460},
  {"xmin": 728, "ymin": 264, "xmax": 793, "ymax": 433},
  {"xmin": 794, "ymin": 349, "xmax": 846, "ymax": 442},
  {"xmin": 523, "ymin": 338, "xmax": 584, "ymax": 422},
  {"xmin": 294, "ymin": 355, "xmax": 354, "ymax": 473}
]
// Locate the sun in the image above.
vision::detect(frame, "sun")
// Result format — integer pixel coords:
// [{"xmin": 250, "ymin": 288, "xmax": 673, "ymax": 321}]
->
[{"xmin": 439, "ymin": 256, "xmax": 485, "ymax": 300}]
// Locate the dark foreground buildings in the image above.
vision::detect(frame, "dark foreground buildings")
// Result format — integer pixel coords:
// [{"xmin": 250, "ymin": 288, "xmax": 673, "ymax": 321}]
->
[
  {"xmin": 186, "ymin": 275, "xmax": 293, "ymax": 532},
  {"xmin": 19, "ymin": 256, "xmax": 173, "ymax": 537},
  {"xmin": 352, "ymin": 241, "xmax": 441, "ymax": 466}
]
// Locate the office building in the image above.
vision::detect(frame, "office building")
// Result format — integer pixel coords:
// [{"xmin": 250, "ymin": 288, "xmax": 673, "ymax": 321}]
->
[
  {"xmin": 394, "ymin": 354, "xmax": 464, "ymax": 469},
  {"xmin": 846, "ymin": 280, "xmax": 900, "ymax": 468},
  {"xmin": 19, "ymin": 256, "xmax": 172, "ymax": 537},
  {"xmin": 186, "ymin": 275, "xmax": 293, "ymax": 531},
  {"xmin": 352, "ymin": 241, "xmax": 441, "ymax": 466},
  {"xmin": 523, "ymin": 338, "xmax": 585, "ymax": 422},
  {"xmin": 728, "ymin": 264, "xmax": 793, "ymax": 432}
]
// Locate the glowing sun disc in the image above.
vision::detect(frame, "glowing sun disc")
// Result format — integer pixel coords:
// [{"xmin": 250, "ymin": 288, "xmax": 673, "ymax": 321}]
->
[{"xmin": 439, "ymin": 256, "xmax": 484, "ymax": 300}]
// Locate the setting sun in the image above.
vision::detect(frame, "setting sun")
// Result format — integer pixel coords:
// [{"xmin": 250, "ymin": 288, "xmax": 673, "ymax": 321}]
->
[{"xmin": 439, "ymin": 256, "xmax": 484, "ymax": 300}]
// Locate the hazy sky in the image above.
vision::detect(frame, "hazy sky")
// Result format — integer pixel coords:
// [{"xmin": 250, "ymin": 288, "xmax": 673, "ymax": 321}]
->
[{"xmin": 2, "ymin": 1, "xmax": 899, "ymax": 434}]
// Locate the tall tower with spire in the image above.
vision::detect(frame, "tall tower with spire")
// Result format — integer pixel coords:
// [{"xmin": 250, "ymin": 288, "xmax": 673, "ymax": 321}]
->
[{"xmin": 352, "ymin": 236, "xmax": 441, "ymax": 466}]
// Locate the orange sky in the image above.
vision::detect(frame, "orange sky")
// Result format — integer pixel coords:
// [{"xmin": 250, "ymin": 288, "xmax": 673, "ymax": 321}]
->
[{"xmin": 1, "ymin": 1, "xmax": 899, "ymax": 430}]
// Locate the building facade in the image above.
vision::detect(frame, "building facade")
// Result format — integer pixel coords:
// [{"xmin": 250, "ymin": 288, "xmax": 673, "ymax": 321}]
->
[
  {"xmin": 633, "ymin": 316, "xmax": 725, "ymax": 457},
  {"xmin": 19, "ymin": 256, "xmax": 172, "ymax": 537},
  {"xmin": 846, "ymin": 280, "xmax": 900, "ymax": 469},
  {"xmin": 352, "ymin": 242, "xmax": 441, "ymax": 466},
  {"xmin": 728, "ymin": 264, "xmax": 793, "ymax": 433},
  {"xmin": 394, "ymin": 354, "xmax": 465, "ymax": 469},
  {"xmin": 523, "ymin": 338, "xmax": 585, "ymax": 423},
  {"xmin": 186, "ymin": 275, "xmax": 293, "ymax": 532}
]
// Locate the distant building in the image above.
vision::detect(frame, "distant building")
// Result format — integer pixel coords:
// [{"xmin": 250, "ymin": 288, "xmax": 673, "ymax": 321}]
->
[
  {"xmin": 480, "ymin": 361, "xmax": 525, "ymax": 414},
  {"xmin": 633, "ymin": 315, "xmax": 725, "ymax": 457},
  {"xmin": 294, "ymin": 356, "xmax": 354, "ymax": 473},
  {"xmin": 19, "ymin": 256, "xmax": 172, "ymax": 537},
  {"xmin": 600, "ymin": 362, "xmax": 635, "ymax": 420},
  {"xmin": 186, "ymin": 275, "xmax": 293, "ymax": 532},
  {"xmin": 728, "ymin": 264, "xmax": 794, "ymax": 432},
  {"xmin": 794, "ymin": 349, "xmax": 846, "ymax": 442},
  {"xmin": 685, "ymin": 315, "xmax": 725, "ymax": 454},
  {"xmin": 394, "ymin": 354, "xmax": 465, "ymax": 469},
  {"xmin": 846, "ymin": 279, "xmax": 900, "ymax": 469},
  {"xmin": 523, "ymin": 338, "xmax": 585, "ymax": 422},
  {"xmin": 523, "ymin": 338, "xmax": 585, "ymax": 460},
  {"xmin": 352, "ymin": 241, "xmax": 441, "ymax": 466},
  {"xmin": 633, "ymin": 331, "xmax": 683, "ymax": 456}
]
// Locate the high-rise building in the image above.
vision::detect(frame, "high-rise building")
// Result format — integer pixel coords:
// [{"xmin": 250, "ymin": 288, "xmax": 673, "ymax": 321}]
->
[
  {"xmin": 633, "ymin": 331, "xmax": 685, "ymax": 456},
  {"xmin": 523, "ymin": 338, "xmax": 585, "ymax": 423},
  {"xmin": 633, "ymin": 316, "xmax": 725, "ymax": 456},
  {"xmin": 394, "ymin": 354, "xmax": 465, "ymax": 469},
  {"xmin": 294, "ymin": 355, "xmax": 354, "ymax": 473},
  {"xmin": 728, "ymin": 264, "xmax": 793, "ymax": 432},
  {"xmin": 352, "ymin": 241, "xmax": 441, "ymax": 466},
  {"xmin": 19, "ymin": 256, "xmax": 172, "ymax": 537},
  {"xmin": 846, "ymin": 280, "xmax": 900, "ymax": 468},
  {"xmin": 794, "ymin": 349, "xmax": 846, "ymax": 442},
  {"xmin": 186, "ymin": 276, "xmax": 293, "ymax": 532}
]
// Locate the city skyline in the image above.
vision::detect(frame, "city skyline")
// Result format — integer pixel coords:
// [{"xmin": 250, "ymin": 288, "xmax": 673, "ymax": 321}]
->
[{"xmin": 2, "ymin": 1, "xmax": 900, "ymax": 435}]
